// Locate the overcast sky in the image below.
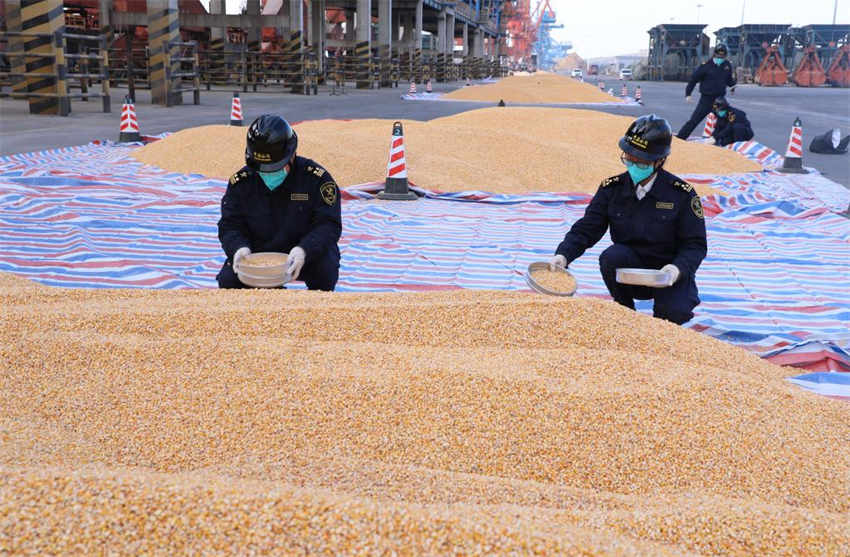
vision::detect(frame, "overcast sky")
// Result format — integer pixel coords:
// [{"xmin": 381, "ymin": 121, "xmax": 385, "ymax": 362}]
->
[{"xmin": 548, "ymin": 0, "xmax": 847, "ymax": 59}]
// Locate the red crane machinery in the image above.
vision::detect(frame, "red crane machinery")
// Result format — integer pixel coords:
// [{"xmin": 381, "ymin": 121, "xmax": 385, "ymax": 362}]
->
[
  {"xmin": 793, "ymin": 45, "xmax": 827, "ymax": 87},
  {"xmin": 755, "ymin": 44, "xmax": 788, "ymax": 86},
  {"xmin": 501, "ymin": 0, "xmax": 557, "ymax": 67},
  {"xmin": 826, "ymin": 44, "xmax": 850, "ymax": 87}
]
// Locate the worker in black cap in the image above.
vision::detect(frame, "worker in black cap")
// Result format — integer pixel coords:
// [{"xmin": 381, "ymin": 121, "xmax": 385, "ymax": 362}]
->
[
  {"xmin": 217, "ymin": 114, "xmax": 341, "ymax": 290},
  {"xmin": 550, "ymin": 115, "xmax": 707, "ymax": 325},
  {"xmin": 709, "ymin": 96, "xmax": 754, "ymax": 147},
  {"xmin": 676, "ymin": 43, "xmax": 737, "ymax": 140}
]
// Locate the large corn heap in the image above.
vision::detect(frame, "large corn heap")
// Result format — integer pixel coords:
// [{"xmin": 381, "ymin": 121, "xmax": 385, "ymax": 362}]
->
[
  {"xmin": 131, "ymin": 107, "xmax": 760, "ymax": 194},
  {"xmin": 2, "ymin": 273, "xmax": 850, "ymax": 554}
]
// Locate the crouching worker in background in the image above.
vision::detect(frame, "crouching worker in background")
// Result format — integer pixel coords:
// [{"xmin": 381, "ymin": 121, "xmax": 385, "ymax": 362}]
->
[
  {"xmin": 550, "ymin": 115, "xmax": 708, "ymax": 325},
  {"xmin": 217, "ymin": 114, "xmax": 341, "ymax": 291},
  {"xmin": 710, "ymin": 96, "xmax": 754, "ymax": 147}
]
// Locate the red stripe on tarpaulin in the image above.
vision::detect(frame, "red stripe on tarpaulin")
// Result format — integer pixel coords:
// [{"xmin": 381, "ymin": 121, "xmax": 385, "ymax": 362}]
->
[{"xmin": 765, "ymin": 352, "xmax": 850, "ymax": 372}]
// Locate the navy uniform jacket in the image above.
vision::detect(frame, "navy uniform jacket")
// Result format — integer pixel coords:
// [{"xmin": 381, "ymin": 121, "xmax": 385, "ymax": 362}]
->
[
  {"xmin": 218, "ymin": 156, "xmax": 341, "ymax": 264},
  {"xmin": 556, "ymin": 169, "xmax": 707, "ymax": 280},
  {"xmin": 712, "ymin": 107, "xmax": 752, "ymax": 145},
  {"xmin": 685, "ymin": 59, "xmax": 736, "ymax": 97}
]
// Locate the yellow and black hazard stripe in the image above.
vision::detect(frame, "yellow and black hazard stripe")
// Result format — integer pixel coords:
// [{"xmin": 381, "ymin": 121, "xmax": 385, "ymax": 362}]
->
[
  {"xmin": 355, "ymin": 40, "xmax": 370, "ymax": 89},
  {"xmin": 147, "ymin": 0, "xmax": 179, "ymax": 106},
  {"xmin": 21, "ymin": 0, "xmax": 68, "ymax": 115},
  {"xmin": 413, "ymin": 47, "xmax": 423, "ymax": 83},
  {"xmin": 286, "ymin": 30, "xmax": 304, "ymax": 93}
]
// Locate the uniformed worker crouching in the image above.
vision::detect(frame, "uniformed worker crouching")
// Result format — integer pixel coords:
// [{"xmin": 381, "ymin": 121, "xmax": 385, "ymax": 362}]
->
[
  {"xmin": 549, "ymin": 115, "xmax": 708, "ymax": 325},
  {"xmin": 217, "ymin": 114, "xmax": 341, "ymax": 290},
  {"xmin": 708, "ymin": 96, "xmax": 753, "ymax": 147}
]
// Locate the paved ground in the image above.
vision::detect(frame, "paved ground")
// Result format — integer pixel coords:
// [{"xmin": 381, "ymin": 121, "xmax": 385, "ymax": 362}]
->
[
  {"xmin": 584, "ymin": 76, "xmax": 850, "ymax": 187},
  {"xmin": 1, "ymin": 76, "xmax": 848, "ymax": 186}
]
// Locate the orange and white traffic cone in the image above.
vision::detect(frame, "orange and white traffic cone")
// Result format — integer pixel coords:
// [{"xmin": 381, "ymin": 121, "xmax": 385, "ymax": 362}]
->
[
  {"xmin": 635, "ymin": 86, "xmax": 642, "ymax": 104},
  {"xmin": 621, "ymin": 82, "xmax": 627, "ymax": 97},
  {"xmin": 425, "ymin": 79, "xmax": 432, "ymax": 93},
  {"xmin": 779, "ymin": 117, "xmax": 808, "ymax": 174},
  {"xmin": 118, "ymin": 96, "xmax": 141, "ymax": 142},
  {"xmin": 702, "ymin": 112, "xmax": 717, "ymax": 138},
  {"xmin": 598, "ymin": 80, "xmax": 605, "ymax": 90},
  {"xmin": 408, "ymin": 80, "xmax": 417, "ymax": 94},
  {"xmin": 466, "ymin": 76, "xmax": 471, "ymax": 86},
  {"xmin": 377, "ymin": 120, "xmax": 417, "ymax": 200},
  {"xmin": 230, "ymin": 92, "xmax": 243, "ymax": 126}
]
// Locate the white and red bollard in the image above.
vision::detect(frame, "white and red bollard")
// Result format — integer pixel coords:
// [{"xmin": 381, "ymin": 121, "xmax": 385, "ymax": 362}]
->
[
  {"xmin": 703, "ymin": 112, "xmax": 717, "ymax": 138},
  {"xmin": 408, "ymin": 80, "xmax": 417, "ymax": 94},
  {"xmin": 425, "ymin": 79, "xmax": 432, "ymax": 93},
  {"xmin": 621, "ymin": 82, "xmax": 627, "ymax": 97},
  {"xmin": 779, "ymin": 117, "xmax": 808, "ymax": 174},
  {"xmin": 598, "ymin": 80, "xmax": 605, "ymax": 91},
  {"xmin": 119, "ymin": 96, "xmax": 141, "ymax": 142},
  {"xmin": 635, "ymin": 86, "xmax": 642, "ymax": 104},
  {"xmin": 230, "ymin": 92, "xmax": 243, "ymax": 126},
  {"xmin": 377, "ymin": 120, "xmax": 417, "ymax": 200}
]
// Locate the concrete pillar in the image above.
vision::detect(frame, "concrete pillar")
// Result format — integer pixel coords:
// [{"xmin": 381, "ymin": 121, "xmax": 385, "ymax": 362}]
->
[
  {"xmin": 344, "ymin": 10, "xmax": 355, "ymax": 42},
  {"xmin": 392, "ymin": 8, "xmax": 401, "ymax": 42},
  {"xmin": 355, "ymin": 0, "xmax": 371, "ymax": 88},
  {"xmin": 473, "ymin": 28, "xmax": 484, "ymax": 57},
  {"xmin": 378, "ymin": 0, "xmax": 391, "ymax": 48},
  {"xmin": 147, "ymin": 0, "xmax": 180, "ymax": 106},
  {"xmin": 310, "ymin": 0, "xmax": 326, "ymax": 73},
  {"xmin": 289, "ymin": 0, "xmax": 303, "ymax": 37},
  {"xmin": 246, "ymin": 0, "xmax": 260, "ymax": 47},
  {"xmin": 209, "ymin": 0, "xmax": 224, "ymax": 47},
  {"xmin": 5, "ymin": 0, "xmax": 26, "ymax": 99},
  {"xmin": 446, "ymin": 13, "xmax": 455, "ymax": 56},
  {"xmin": 436, "ymin": 11, "xmax": 445, "ymax": 53},
  {"xmin": 414, "ymin": 0, "xmax": 423, "ymax": 49}
]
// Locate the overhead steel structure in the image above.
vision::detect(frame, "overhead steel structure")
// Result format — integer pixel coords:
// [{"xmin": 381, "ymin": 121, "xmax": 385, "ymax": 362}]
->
[
  {"xmin": 715, "ymin": 24, "xmax": 791, "ymax": 71},
  {"xmin": 647, "ymin": 24, "xmax": 709, "ymax": 81}
]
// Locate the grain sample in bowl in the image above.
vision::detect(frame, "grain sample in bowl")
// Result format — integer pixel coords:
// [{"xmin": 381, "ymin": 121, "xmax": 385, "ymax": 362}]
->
[
  {"xmin": 531, "ymin": 268, "xmax": 577, "ymax": 294},
  {"xmin": 242, "ymin": 253, "xmax": 288, "ymax": 267}
]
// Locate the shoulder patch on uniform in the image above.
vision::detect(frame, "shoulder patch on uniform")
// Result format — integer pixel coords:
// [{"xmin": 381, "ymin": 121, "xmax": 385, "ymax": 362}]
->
[
  {"xmin": 673, "ymin": 179, "xmax": 694, "ymax": 193},
  {"xmin": 319, "ymin": 181, "xmax": 338, "ymax": 206},
  {"xmin": 691, "ymin": 195, "xmax": 704, "ymax": 219},
  {"xmin": 306, "ymin": 164, "xmax": 326, "ymax": 178},
  {"xmin": 228, "ymin": 170, "xmax": 249, "ymax": 186},
  {"xmin": 600, "ymin": 175, "xmax": 622, "ymax": 188}
]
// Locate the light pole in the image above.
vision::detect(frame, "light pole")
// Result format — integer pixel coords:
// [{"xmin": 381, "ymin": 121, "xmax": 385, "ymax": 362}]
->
[
  {"xmin": 834, "ymin": 0, "xmax": 838, "ymax": 24},
  {"xmin": 696, "ymin": 3, "xmax": 704, "ymax": 24},
  {"xmin": 741, "ymin": 0, "xmax": 746, "ymax": 24}
]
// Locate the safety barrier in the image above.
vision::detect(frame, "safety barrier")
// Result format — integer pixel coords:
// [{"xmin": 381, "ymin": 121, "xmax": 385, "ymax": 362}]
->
[{"xmin": 0, "ymin": 30, "xmax": 110, "ymax": 115}]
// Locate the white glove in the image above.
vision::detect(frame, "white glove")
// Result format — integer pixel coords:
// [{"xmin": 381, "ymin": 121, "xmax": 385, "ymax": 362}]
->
[
  {"xmin": 661, "ymin": 264, "xmax": 680, "ymax": 286},
  {"xmin": 286, "ymin": 246, "xmax": 306, "ymax": 281},
  {"xmin": 549, "ymin": 254, "xmax": 567, "ymax": 271},
  {"xmin": 233, "ymin": 246, "xmax": 251, "ymax": 271},
  {"xmin": 685, "ymin": 95, "xmax": 692, "ymax": 103},
  {"xmin": 706, "ymin": 137, "xmax": 716, "ymax": 145}
]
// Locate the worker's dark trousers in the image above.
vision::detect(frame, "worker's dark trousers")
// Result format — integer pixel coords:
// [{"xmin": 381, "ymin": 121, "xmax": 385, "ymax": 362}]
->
[
  {"xmin": 217, "ymin": 245, "xmax": 340, "ymax": 291},
  {"xmin": 676, "ymin": 94, "xmax": 719, "ymax": 139},
  {"xmin": 716, "ymin": 124, "xmax": 754, "ymax": 147},
  {"xmin": 599, "ymin": 243, "xmax": 700, "ymax": 325}
]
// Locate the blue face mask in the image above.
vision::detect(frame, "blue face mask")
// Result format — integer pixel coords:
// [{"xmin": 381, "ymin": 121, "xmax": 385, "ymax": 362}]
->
[
  {"xmin": 713, "ymin": 57, "xmax": 725, "ymax": 65},
  {"xmin": 259, "ymin": 167, "xmax": 288, "ymax": 191},
  {"xmin": 716, "ymin": 109, "xmax": 728, "ymax": 117},
  {"xmin": 625, "ymin": 161, "xmax": 655, "ymax": 185}
]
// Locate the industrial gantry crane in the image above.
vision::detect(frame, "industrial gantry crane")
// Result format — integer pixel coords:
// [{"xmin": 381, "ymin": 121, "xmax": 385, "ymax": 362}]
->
[{"xmin": 501, "ymin": 0, "xmax": 565, "ymax": 70}]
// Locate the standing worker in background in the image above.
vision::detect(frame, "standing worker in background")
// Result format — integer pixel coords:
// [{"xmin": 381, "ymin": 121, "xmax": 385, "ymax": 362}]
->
[
  {"xmin": 708, "ymin": 96, "xmax": 754, "ymax": 147},
  {"xmin": 676, "ymin": 43, "xmax": 736, "ymax": 140},
  {"xmin": 550, "ymin": 115, "xmax": 707, "ymax": 325},
  {"xmin": 217, "ymin": 114, "xmax": 342, "ymax": 290}
]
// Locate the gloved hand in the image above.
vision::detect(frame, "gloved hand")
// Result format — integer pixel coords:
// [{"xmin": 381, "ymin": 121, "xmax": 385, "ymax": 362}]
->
[
  {"xmin": 660, "ymin": 264, "xmax": 680, "ymax": 286},
  {"xmin": 685, "ymin": 95, "xmax": 692, "ymax": 103},
  {"xmin": 286, "ymin": 246, "xmax": 306, "ymax": 281},
  {"xmin": 706, "ymin": 137, "xmax": 717, "ymax": 145},
  {"xmin": 549, "ymin": 254, "xmax": 567, "ymax": 272},
  {"xmin": 233, "ymin": 246, "xmax": 251, "ymax": 271}
]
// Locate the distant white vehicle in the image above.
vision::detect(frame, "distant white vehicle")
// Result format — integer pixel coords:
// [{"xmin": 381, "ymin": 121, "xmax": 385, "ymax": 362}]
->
[
  {"xmin": 619, "ymin": 68, "xmax": 633, "ymax": 80},
  {"xmin": 571, "ymin": 68, "xmax": 583, "ymax": 78}
]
